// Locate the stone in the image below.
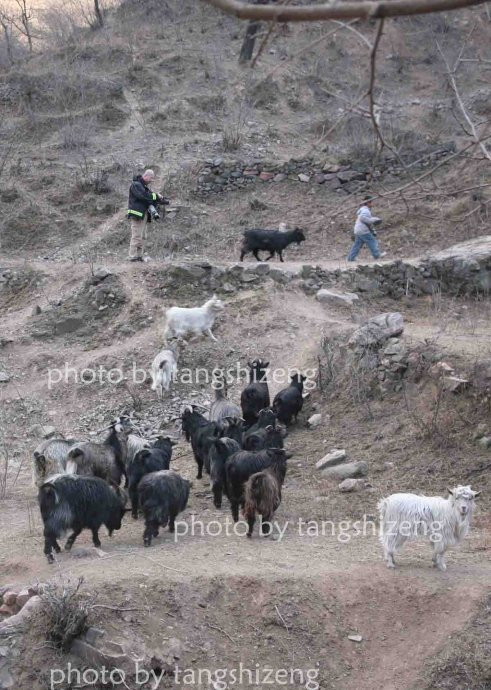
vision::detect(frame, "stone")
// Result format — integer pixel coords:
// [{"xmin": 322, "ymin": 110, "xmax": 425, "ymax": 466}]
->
[
  {"xmin": 339, "ymin": 478, "xmax": 365, "ymax": 492},
  {"xmin": 348, "ymin": 634, "xmax": 363, "ymax": 642},
  {"xmin": 0, "ymin": 372, "xmax": 10, "ymax": 384},
  {"xmin": 83, "ymin": 627, "xmax": 106, "ymax": 646},
  {"xmin": 443, "ymin": 376, "xmax": 469, "ymax": 393},
  {"xmin": 54, "ymin": 317, "xmax": 84, "ymax": 335},
  {"xmin": 32, "ymin": 305, "xmax": 42, "ymax": 316},
  {"xmin": 298, "ymin": 173, "xmax": 310, "ymax": 183},
  {"xmin": 472, "ymin": 423, "xmax": 489, "ymax": 441},
  {"xmin": 0, "ymin": 596, "xmax": 42, "ymax": 636},
  {"xmin": 1, "ymin": 593, "xmax": 17, "ymax": 608},
  {"xmin": 240, "ymin": 272, "xmax": 259, "ymax": 283},
  {"xmin": 273, "ymin": 173, "xmax": 286, "ymax": 182},
  {"xmin": 269, "ymin": 269, "xmax": 290, "ymax": 284},
  {"xmin": 221, "ymin": 282, "xmax": 236, "ymax": 293},
  {"xmin": 348, "ymin": 313, "xmax": 404, "ymax": 351},
  {"xmin": 337, "ymin": 170, "xmax": 365, "ymax": 183},
  {"xmin": 259, "ymin": 171, "xmax": 274, "ymax": 181},
  {"xmin": 316, "ymin": 289, "xmax": 359, "ymax": 306},
  {"xmin": 314, "ymin": 174, "xmax": 326, "ymax": 184},
  {"xmin": 42, "ymin": 426, "xmax": 56, "ymax": 439},
  {"xmin": 307, "ymin": 413, "xmax": 322, "ymax": 428},
  {"xmin": 322, "ymin": 461, "xmax": 368, "ymax": 480},
  {"xmin": 243, "ymin": 169, "xmax": 259, "ymax": 177},
  {"xmin": 0, "ymin": 667, "xmax": 14, "ymax": 688},
  {"xmin": 252, "ymin": 263, "xmax": 270, "ymax": 275},
  {"xmin": 478, "ymin": 436, "xmax": 491, "ymax": 449},
  {"xmin": 15, "ymin": 590, "xmax": 32, "ymax": 608},
  {"xmin": 0, "ymin": 605, "xmax": 15, "ymax": 617},
  {"xmin": 430, "ymin": 361, "xmax": 454, "ymax": 377},
  {"xmin": 316, "ymin": 449, "xmax": 346, "ymax": 470}
]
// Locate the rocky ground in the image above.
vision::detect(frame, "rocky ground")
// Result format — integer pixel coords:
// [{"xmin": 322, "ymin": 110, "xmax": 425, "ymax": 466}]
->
[{"xmin": 0, "ymin": 0, "xmax": 490, "ymax": 688}]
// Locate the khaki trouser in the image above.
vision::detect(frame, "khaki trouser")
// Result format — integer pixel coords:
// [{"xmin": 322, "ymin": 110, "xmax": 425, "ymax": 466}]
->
[{"xmin": 129, "ymin": 216, "xmax": 148, "ymax": 259}]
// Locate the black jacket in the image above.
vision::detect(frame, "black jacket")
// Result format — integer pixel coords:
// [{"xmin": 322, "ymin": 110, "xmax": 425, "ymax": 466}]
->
[{"xmin": 128, "ymin": 175, "xmax": 157, "ymax": 220}]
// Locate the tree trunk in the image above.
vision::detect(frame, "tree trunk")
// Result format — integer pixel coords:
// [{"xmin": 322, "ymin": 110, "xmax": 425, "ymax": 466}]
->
[
  {"xmin": 0, "ymin": 19, "xmax": 14, "ymax": 65},
  {"xmin": 94, "ymin": 0, "xmax": 104, "ymax": 28},
  {"xmin": 238, "ymin": 0, "xmax": 271, "ymax": 63}
]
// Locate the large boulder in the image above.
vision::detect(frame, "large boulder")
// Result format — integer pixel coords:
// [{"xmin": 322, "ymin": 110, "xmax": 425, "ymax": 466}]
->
[
  {"xmin": 322, "ymin": 460, "xmax": 368, "ymax": 480},
  {"xmin": 348, "ymin": 312, "xmax": 404, "ymax": 351}
]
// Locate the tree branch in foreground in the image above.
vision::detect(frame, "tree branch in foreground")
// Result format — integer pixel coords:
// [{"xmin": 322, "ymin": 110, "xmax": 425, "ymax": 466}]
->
[{"xmin": 201, "ymin": 0, "xmax": 488, "ymax": 22}]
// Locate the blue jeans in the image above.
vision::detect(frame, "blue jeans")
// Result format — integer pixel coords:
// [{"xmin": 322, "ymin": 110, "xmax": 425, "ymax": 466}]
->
[{"xmin": 347, "ymin": 232, "xmax": 380, "ymax": 261}]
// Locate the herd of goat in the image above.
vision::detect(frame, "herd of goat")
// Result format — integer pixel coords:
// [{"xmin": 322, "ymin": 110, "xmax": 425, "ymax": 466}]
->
[
  {"xmin": 34, "ymin": 287, "xmax": 481, "ymax": 570},
  {"xmin": 35, "ymin": 359, "xmax": 305, "ymax": 562}
]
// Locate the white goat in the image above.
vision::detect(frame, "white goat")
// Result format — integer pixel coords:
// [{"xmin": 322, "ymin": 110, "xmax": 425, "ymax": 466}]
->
[
  {"xmin": 163, "ymin": 295, "xmax": 224, "ymax": 343},
  {"xmin": 127, "ymin": 433, "xmax": 152, "ymax": 465},
  {"xmin": 151, "ymin": 344, "xmax": 178, "ymax": 399},
  {"xmin": 378, "ymin": 485, "xmax": 480, "ymax": 571}
]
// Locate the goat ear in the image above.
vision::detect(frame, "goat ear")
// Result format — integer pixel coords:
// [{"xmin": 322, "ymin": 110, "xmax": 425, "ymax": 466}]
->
[
  {"xmin": 447, "ymin": 487, "xmax": 454, "ymax": 495},
  {"xmin": 473, "ymin": 490, "xmax": 481, "ymax": 498},
  {"xmin": 265, "ymin": 425, "xmax": 274, "ymax": 432},
  {"xmin": 285, "ymin": 452, "xmax": 293, "ymax": 460}
]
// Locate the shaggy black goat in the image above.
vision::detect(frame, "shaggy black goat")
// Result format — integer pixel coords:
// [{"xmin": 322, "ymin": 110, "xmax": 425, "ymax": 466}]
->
[
  {"xmin": 240, "ymin": 360, "xmax": 270, "ymax": 429},
  {"xmin": 138, "ymin": 470, "xmax": 191, "ymax": 546},
  {"xmin": 38, "ymin": 475, "xmax": 127, "ymax": 563},
  {"xmin": 128, "ymin": 436, "xmax": 177, "ymax": 519},
  {"xmin": 218, "ymin": 416, "xmax": 244, "ymax": 446},
  {"xmin": 243, "ymin": 457, "xmax": 287, "ymax": 537},
  {"xmin": 240, "ymin": 227, "xmax": 306, "ymax": 262},
  {"xmin": 181, "ymin": 406, "xmax": 220, "ymax": 479},
  {"xmin": 243, "ymin": 424, "xmax": 285, "ymax": 451},
  {"xmin": 272, "ymin": 373, "xmax": 307, "ymax": 426},
  {"xmin": 208, "ymin": 437, "xmax": 242, "ymax": 508},
  {"xmin": 225, "ymin": 447, "xmax": 289, "ymax": 523}
]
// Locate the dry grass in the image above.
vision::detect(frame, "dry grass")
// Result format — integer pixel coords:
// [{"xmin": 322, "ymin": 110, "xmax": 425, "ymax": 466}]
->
[{"xmin": 40, "ymin": 577, "xmax": 88, "ymax": 652}]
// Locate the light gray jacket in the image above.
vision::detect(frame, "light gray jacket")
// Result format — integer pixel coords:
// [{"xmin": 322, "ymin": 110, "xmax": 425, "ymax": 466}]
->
[{"xmin": 354, "ymin": 205, "xmax": 381, "ymax": 236}]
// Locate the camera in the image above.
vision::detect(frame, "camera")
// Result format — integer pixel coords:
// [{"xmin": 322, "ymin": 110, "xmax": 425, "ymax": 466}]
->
[{"xmin": 148, "ymin": 204, "xmax": 160, "ymax": 220}]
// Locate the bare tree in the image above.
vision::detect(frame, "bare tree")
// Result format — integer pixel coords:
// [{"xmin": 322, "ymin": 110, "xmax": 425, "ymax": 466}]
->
[
  {"xmin": 239, "ymin": 0, "xmax": 269, "ymax": 63},
  {"xmin": 0, "ymin": 7, "xmax": 14, "ymax": 65},
  {"xmin": 93, "ymin": 0, "xmax": 104, "ymax": 27},
  {"xmin": 12, "ymin": 0, "xmax": 33, "ymax": 53}
]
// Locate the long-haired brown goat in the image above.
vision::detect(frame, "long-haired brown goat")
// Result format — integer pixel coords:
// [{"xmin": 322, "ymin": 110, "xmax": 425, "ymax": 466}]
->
[{"xmin": 243, "ymin": 454, "xmax": 287, "ymax": 537}]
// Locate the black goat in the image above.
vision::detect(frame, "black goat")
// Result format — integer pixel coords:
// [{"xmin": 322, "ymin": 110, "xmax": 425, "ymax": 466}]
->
[
  {"xmin": 225, "ymin": 447, "xmax": 289, "ymax": 523},
  {"xmin": 240, "ymin": 227, "xmax": 306, "ymax": 262},
  {"xmin": 39, "ymin": 475, "xmax": 127, "ymax": 563},
  {"xmin": 243, "ymin": 424, "xmax": 285, "ymax": 451},
  {"xmin": 240, "ymin": 360, "xmax": 270, "ymax": 429},
  {"xmin": 244, "ymin": 457, "xmax": 287, "ymax": 537},
  {"xmin": 181, "ymin": 406, "xmax": 219, "ymax": 479},
  {"xmin": 218, "ymin": 416, "xmax": 244, "ymax": 446},
  {"xmin": 272, "ymin": 373, "xmax": 307, "ymax": 426},
  {"xmin": 138, "ymin": 470, "xmax": 191, "ymax": 546},
  {"xmin": 208, "ymin": 437, "xmax": 242, "ymax": 508},
  {"xmin": 128, "ymin": 436, "xmax": 177, "ymax": 519}
]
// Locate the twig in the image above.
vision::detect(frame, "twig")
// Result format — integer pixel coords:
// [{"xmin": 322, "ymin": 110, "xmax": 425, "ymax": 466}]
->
[
  {"xmin": 206, "ymin": 622, "xmax": 238, "ymax": 645},
  {"xmin": 274, "ymin": 604, "xmax": 290, "ymax": 632},
  {"xmin": 90, "ymin": 605, "xmax": 142, "ymax": 612}
]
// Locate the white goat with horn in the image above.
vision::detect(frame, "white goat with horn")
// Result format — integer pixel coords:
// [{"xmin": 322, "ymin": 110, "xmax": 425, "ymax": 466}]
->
[{"xmin": 378, "ymin": 485, "xmax": 481, "ymax": 571}]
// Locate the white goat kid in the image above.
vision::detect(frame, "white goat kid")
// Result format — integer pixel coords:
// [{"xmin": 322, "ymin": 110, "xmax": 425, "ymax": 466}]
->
[
  {"xmin": 163, "ymin": 295, "xmax": 224, "ymax": 343},
  {"xmin": 151, "ymin": 345, "xmax": 178, "ymax": 399},
  {"xmin": 378, "ymin": 485, "xmax": 480, "ymax": 571}
]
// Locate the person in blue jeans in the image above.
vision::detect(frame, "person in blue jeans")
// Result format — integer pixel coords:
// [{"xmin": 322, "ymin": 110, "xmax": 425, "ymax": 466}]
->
[{"xmin": 347, "ymin": 197, "xmax": 386, "ymax": 261}]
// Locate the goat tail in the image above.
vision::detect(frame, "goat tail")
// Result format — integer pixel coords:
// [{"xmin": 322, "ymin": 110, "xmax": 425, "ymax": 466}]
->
[
  {"xmin": 377, "ymin": 498, "xmax": 388, "ymax": 522},
  {"xmin": 38, "ymin": 482, "xmax": 59, "ymax": 517},
  {"xmin": 244, "ymin": 471, "xmax": 279, "ymax": 519}
]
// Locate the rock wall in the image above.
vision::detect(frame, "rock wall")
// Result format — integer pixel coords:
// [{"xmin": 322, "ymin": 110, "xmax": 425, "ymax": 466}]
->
[
  {"xmin": 195, "ymin": 144, "xmax": 456, "ymax": 196},
  {"xmin": 146, "ymin": 236, "xmax": 491, "ymax": 300}
]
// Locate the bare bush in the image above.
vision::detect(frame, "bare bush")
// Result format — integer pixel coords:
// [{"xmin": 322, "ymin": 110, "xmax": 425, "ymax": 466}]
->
[{"xmin": 40, "ymin": 578, "xmax": 88, "ymax": 652}]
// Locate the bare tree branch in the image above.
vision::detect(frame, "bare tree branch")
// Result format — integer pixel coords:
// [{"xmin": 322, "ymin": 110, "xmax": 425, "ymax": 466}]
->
[
  {"xmin": 201, "ymin": 0, "xmax": 488, "ymax": 22},
  {"xmin": 436, "ymin": 40, "xmax": 491, "ymax": 162}
]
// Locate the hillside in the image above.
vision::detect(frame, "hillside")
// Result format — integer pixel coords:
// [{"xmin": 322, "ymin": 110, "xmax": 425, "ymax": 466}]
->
[{"xmin": 0, "ymin": 1, "xmax": 490, "ymax": 689}]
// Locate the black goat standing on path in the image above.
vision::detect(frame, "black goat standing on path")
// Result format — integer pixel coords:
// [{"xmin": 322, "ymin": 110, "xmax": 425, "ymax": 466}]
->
[
  {"xmin": 272, "ymin": 373, "xmax": 307, "ymax": 426},
  {"xmin": 240, "ymin": 227, "xmax": 306, "ymax": 262},
  {"xmin": 240, "ymin": 359, "xmax": 270, "ymax": 429}
]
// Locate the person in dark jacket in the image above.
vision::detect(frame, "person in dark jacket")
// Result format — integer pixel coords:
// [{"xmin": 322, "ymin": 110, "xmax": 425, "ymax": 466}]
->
[{"xmin": 128, "ymin": 169, "xmax": 162, "ymax": 262}]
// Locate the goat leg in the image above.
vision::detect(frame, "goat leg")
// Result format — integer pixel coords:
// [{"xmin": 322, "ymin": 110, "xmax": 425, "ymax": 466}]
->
[
  {"xmin": 253, "ymin": 249, "xmax": 262, "ymax": 261},
  {"xmin": 246, "ymin": 514, "xmax": 255, "ymax": 538},
  {"xmin": 65, "ymin": 526, "xmax": 82, "ymax": 551},
  {"xmin": 265, "ymin": 252, "xmax": 275, "ymax": 261},
  {"xmin": 206, "ymin": 328, "xmax": 217, "ymax": 342},
  {"xmin": 91, "ymin": 529, "xmax": 101, "ymax": 548}
]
